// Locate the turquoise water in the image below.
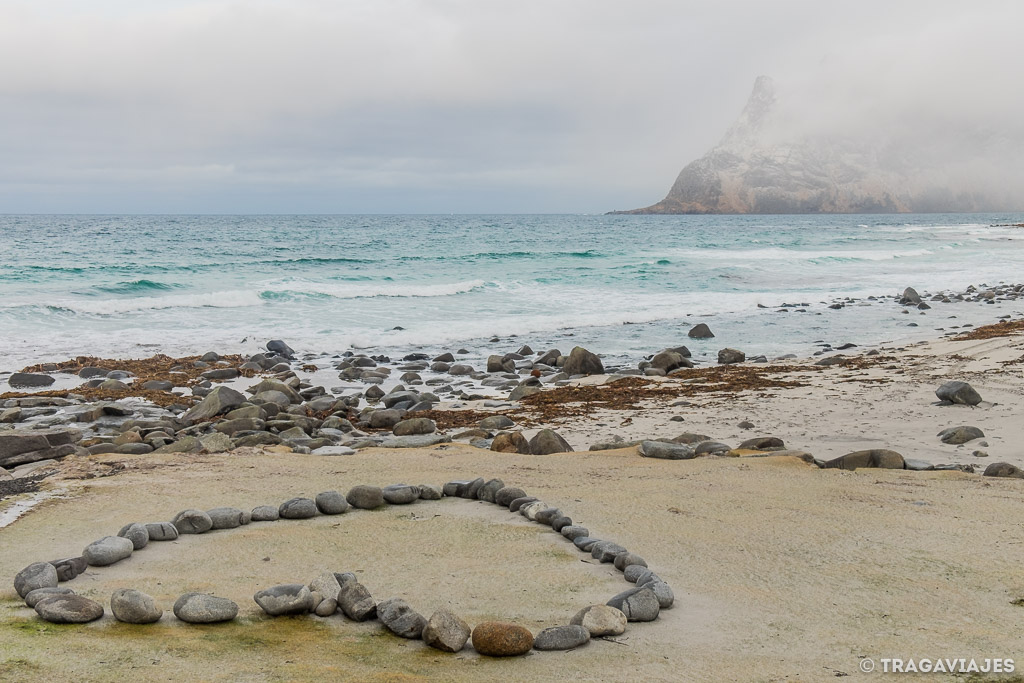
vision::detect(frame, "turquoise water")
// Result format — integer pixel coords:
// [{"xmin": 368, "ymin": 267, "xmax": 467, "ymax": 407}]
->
[{"xmin": 2, "ymin": 213, "xmax": 1024, "ymax": 369}]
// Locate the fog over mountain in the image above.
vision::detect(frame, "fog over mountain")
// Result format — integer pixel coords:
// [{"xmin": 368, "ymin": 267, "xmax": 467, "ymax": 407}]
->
[{"xmin": 0, "ymin": 1, "xmax": 1021, "ymax": 213}]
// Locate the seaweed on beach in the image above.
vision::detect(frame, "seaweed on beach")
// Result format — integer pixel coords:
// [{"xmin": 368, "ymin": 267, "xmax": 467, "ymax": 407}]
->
[
  {"xmin": 0, "ymin": 473, "xmax": 48, "ymax": 502},
  {"xmin": 954, "ymin": 318, "xmax": 1024, "ymax": 341},
  {"xmin": 412, "ymin": 409, "xmax": 506, "ymax": 430}
]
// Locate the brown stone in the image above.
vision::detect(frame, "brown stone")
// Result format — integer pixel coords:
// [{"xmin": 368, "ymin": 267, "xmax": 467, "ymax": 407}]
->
[{"xmin": 471, "ymin": 621, "xmax": 534, "ymax": 657}]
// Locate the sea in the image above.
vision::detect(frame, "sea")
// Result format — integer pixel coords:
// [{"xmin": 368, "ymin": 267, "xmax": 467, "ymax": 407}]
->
[{"xmin": 2, "ymin": 213, "xmax": 1024, "ymax": 373}]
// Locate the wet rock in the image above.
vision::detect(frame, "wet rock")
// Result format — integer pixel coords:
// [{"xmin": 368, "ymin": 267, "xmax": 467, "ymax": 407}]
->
[
  {"xmin": 650, "ymin": 350, "xmax": 691, "ymax": 373},
  {"xmin": 111, "ymin": 588, "xmax": 163, "ymax": 624},
  {"xmin": 687, "ymin": 323, "xmax": 714, "ymax": 339},
  {"xmin": 254, "ymin": 584, "xmax": 315, "ymax": 616},
  {"xmin": 717, "ymin": 348, "xmax": 745, "ymax": 364},
  {"xmin": 823, "ymin": 449, "xmax": 905, "ymax": 470},
  {"xmin": 14, "ymin": 562, "xmax": 58, "ymax": 598},
  {"xmin": 533, "ymin": 624, "xmax": 590, "ymax": 651},
  {"xmin": 938, "ymin": 425, "xmax": 985, "ymax": 444},
  {"xmin": 382, "ymin": 484, "xmax": 420, "ymax": 505},
  {"xmin": 35, "ymin": 594, "xmax": 104, "ymax": 623},
  {"xmin": 117, "ymin": 522, "xmax": 150, "ymax": 550},
  {"xmin": 267, "ymin": 339, "xmax": 295, "ymax": 357},
  {"xmin": 471, "ymin": 622, "xmax": 534, "ymax": 657},
  {"xmin": 279, "ymin": 497, "xmax": 318, "ymax": 519},
  {"xmin": 570, "ymin": 605, "xmax": 627, "ymax": 636},
  {"xmin": 638, "ymin": 440, "xmax": 695, "ymax": 460},
  {"xmin": 173, "ymin": 593, "xmax": 238, "ymax": 623},
  {"xmin": 182, "ymin": 385, "xmax": 246, "ymax": 422},
  {"xmin": 346, "ymin": 485, "xmax": 385, "ymax": 509},
  {"xmin": 982, "ymin": 462, "xmax": 1024, "ymax": 478},
  {"xmin": 478, "ymin": 415, "xmax": 514, "ymax": 430},
  {"xmin": 315, "ymin": 490, "xmax": 350, "ymax": 514},
  {"xmin": 8, "ymin": 372, "xmax": 55, "ymax": 388},
  {"xmin": 338, "ymin": 582, "xmax": 377, "ymax": 621},
  {"xmin": 562, "ymin": 346, "xmax": 604, "ymax": 376},
  {"xmin": 935, "ymin": 380, "xmax": 982, "ymax": 406},
  {"xmin": 607, "ymin": 586, "xmax": 660, "ymax": 621},
  {"xmin": 83, "ymin": 536, "xmax": 134, "ymax": 567},
  {"xmin": 491, "ymin": 431, "xmax": 531, "ymax": 454},
  {"xmin": 529, "ymin": 429, "xmax": 573, "ymax": 454},
  {"xmin": 423, "ymin": 608, "xmax": 471, "ymax": 652},
  {"xmin": 737, "ymin": 436, "xmax": 785, "ymax": 450},
  {"xmin": 378, "ymin": 597, "xmax": 427, "ymax": 638}
]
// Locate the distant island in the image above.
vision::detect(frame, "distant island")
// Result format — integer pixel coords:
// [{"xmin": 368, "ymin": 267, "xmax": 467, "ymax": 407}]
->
[{"xmin": 611, "ymin": 76, "xmax": 1012, "ymax": 214}]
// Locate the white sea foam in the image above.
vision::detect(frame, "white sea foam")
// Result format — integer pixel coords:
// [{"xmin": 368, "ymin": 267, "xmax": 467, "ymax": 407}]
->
[{"xmin": 260, "ymin": 278, "xmax": 489, "ymax": 299}]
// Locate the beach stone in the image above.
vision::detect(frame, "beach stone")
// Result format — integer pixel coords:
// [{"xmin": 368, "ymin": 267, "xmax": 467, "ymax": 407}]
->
[
  {"xmin": 314, "ymin": 598, "xmax": 338, "ymax": 617},
  {"xmin": 199, "ymin": 431, "xmax": 234, "ymax": 453},
  {"xmin": 529, "ymin": 428, "xmax": 573, "ymax": 454},
  {"xmin": 378, "ymin": 597, "xmax": 427, "ymax": 638},
  {"xmin": 173, "ymin": 593, "xmax": 238, "ymax": 623},
  {"xmin": 651, "ymin": 350, "xmax": 690, "ymax": 373},
  {"xmin": 14, "ymin": 562, "xmax": 59, "ymax": 598},
  {"xmin": 338, "ymin": 582, "xmax": 377, "ymax": 621},
  {"xmin": 49, "ymin": 556, "xmax": 87, "ymax": 582},
  {"xmin": 423, "ymin": 608, "xmax": 471, "ymax": 652},
  {"xmin": 117, "ymin": 522, "xmax": 150, "ymax": 550},
  {"xmin": 311, "ymin": 445, "xmax": 356, "ymax": 456},
  {"xmin": 639, "ymin": 440, "xmax": 695, "ymax": 460},
  {"xmin": 471, "ymin": 622, "xmax": 534, "ymax": 657},
  {"xmin": 382, "ymin": 484, "xmax": 420, "ymax": 505},
  {"xmin": 116, "ymin": 442, "xmax": 154, "ymax": 455},
  {"xmin": 279, "ymin": 497, "xmax": 318, "ymax": 519},
  {"xmin": 111, "ymin": 588, "xmax": 163, "ymax": 624},
  {"xmin": 561, "ymin": 525, "xmax": 589, "ymax": 541},
  {"xmin": 535, "ymin": 507, "xmax": 562, "ymax": 525},
  {"xmin": 35, "ymin": 594, "xmax": 104, "ymax": 624},
  {"xmin": 982, "ymin": 462, "xmax": 1024, "ymax": 478},
  {"xmin": 308, "ymin": 573, "xmax": 341, "ymax": 614},
  {"xmin": 718, "ymin": 348, "xmax": 745, "ymax": 364},
  {"xmin": 607, "ymin": 586, "xmax": 660, "ymax": 621},
  {"xmin": 83, "ymin": 536, "xmax": 134, "ymax": 567},
  {"xmin": 613, "ymin": 552, "xmax": 648, "ymax": 571},
  {"xmin": 381, "ymin": 434, "xmax": 451, "ymax": 448},
  {"xmin": 737, "ymin": 436, "xmax": 785, "ymax": 450},
  {"xmin": 551, "ymin": 515, "xmax": 573, "ymax": 532},
  {"xmin": 938, "ymin": 425, "xmax": 985, "ymax": 444},
  {"xmin": 694, "ymin": 440, "xmax": 732, "ymax": 455},
  {"xmin": 491, "ymin": 431, "xmax": 531, "ymax": 454},
  {"xmin": 346, "ymin": 485, "xmax": 385, "ymax": 509},
  {"xmin": 251, "ymin": 505, "xmax": 280, "ymax": 521},
  {"xmin": 624, "ymin": 564, "xmax": 649, "ymax": 583},
  {"xmin": 635, "ymin": 569, "xmax": 662, "ymax": 587},
  {"xmin": 465, "ymin": 477, "xmax": 486, "ymax": 499},
  {"xmin": 533, "ymin": 624, "xmax": 591, "ymax": 651},
  {"xmin": 649, "ymin": 581, "xmax": 675, "ymax": 608},
  {"xmin": 254, "ymin": 584, "xmax": 315, "ymax": 616},
  {"xmin": 182, "ymin": 385, "xmax": 246, "ymax": 422},
  {"xmin": 492, "ymin": 486, "xmax": 526, "ymax": 508},
  {"xmin": 8, "ymin": 372, "xmax": 55, "ymax": 388},
  {"xmin": 417, "ymin": 484, "xmax": 442, "ymax": 500},
  {"xmin": 25, "ymin": 587, "xmax": 74, "ymax": 608},
  {"xmin": 509, "ymin": 378, "xmax": 542, "ymax": 400},
  {"xmin": 311, "ymin": 491, "xmax": 348, "ymax": 515},
  {"xmin": 574, "ymin": 536, "xmax": 600, "ymax": 551},
  {"xmin": 562, "ymin": 346, "xmax": 604, "ymax": 376},
  {"xmin": 570, "ymin": 605, "xmax": 627, "ymax": 636},
  {"xmin": 901, "ymin": 286, "xmax": 922, "ymax": 304},
  {"xmin": 479, "ymin": 415, "xmax": 515, "ymax": 430},
  {"xmin": 476, "ymin": 478, "xmax": 506, "ymax": 503},
  {"xmin": 393, "ymin": 417, "xmax": 435, "ymax": 436},
  {"xmin": 509, "ymin": 496, "xmax": 538, "ymax": 512},
  {"xmin": 267, "ymin": 339, "xmax": 295, "ymax": 357},
  {"xmin": 520, "ymin": 501, "xmax": 548, "ymax": 521},
  {"xmin": 207, "ymin": 507, "xmax": 249, "ymax": 529},
  {"xmin": 823, "ymin": 449, "xmax": 905, "ymax": 470},
  {"xmin": 688, "ymin": 323, "xmax": 715, "ymax": 339},
  {"xmin": 935, "ymin": 380, "xmax": 982, "ymax": 406},
  {"xmin": 671, "ymin": 432, "xmax": 712, "ymax": 445},
  {"xmin": 153, "ymin": 436, "xmax": 201, "ymax": 454},
  {"xmin": 592, "ymin": 541, "xmax": 627, "ymax": 563}
]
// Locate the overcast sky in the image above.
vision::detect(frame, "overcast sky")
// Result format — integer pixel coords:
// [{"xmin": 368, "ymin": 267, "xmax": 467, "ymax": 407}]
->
[{"xmin": 1, "ymin": 1, "xmax": 1021, "ymax": 213}]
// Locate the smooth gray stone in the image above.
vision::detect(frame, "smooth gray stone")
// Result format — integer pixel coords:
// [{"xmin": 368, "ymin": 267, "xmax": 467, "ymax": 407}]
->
[
  {"xmin": 561, "ymin": 526, "xmax": 589, "ymax": 541},
  {"xmin": 309, "ymin": 572, "xmax": 342, "ymax": 612},
  {"xmin": 173, "ymin": 593, "xmax": 238, "ymax": 623},
  {"xmin": 116, "ymin": 442, "xmax": 154, "ymax": 455},
  {"xmin": 15, "ymin": 562, "xmax": 58, "ymax": 598},
  {"xmin": 551, "ymin": 516, "xmax": 573, "ymax": 532},
  {"xmin": 443, "ymin": 480, "xmax": 472, "ymax": 497},
  {"xmin": 570, "ymin": 605, "xmax": 627, "ymax": 636},
  {"xmin": 520, "ymin": 501, "xmax": 548, "ymax": 520},
  {"xmin": 117, "ymin": 523, "xmax": 150, "ymax": 550},
  {"xmin": 494, "ymin": 486, "xmax": 527, "ymax": 507},
  {"xmin": 35, "ymin": 594, "xmax": 104, "ymax": 623},
  {"xmin": 465, "ymin": 477, "xmax": 486, "ymax": 499},
  {"xmin": 49, "ymin": 556, "xmax": 87, "ymax": 582},
  {"xmin": 380, "ymin": 434, "xmax": 451, "ymax": 448},
  {"xmin": 338, "ymin": 582, "xmax": 376, "ymax": 621},
  {"xmin": 172, "ymin": 509, "xmax": 214, "ymax": 534},
  {"xmin": 417, "ymin": 484, "xmax": 442, "ymax": 500},
  {"xmin": 254, "ymin": 584, "xmax": 315, "ymax": 616},
  {"xmin": 904, "ymin": 459, "xmax": 935, "ymax": 471},
  {"xmin": 207, "ymin": 507, "xmax": 250, "ymax": 529},
  {"xmin": 422, "ymin": 608, "xmax": 471, "ymax": 652},
  {"xmin": 25, "ymin": 587, "xmax": 74, "ymax": 608},
  {"xmin": 333, "ymin": 572, "xmax": 358, "ymax": 589},
  {"xmin": 182, "ymin": 385, "xmax": 247, "ymax": 422},
  {"xmin": 392, "ymin": 418, "xmax": 435, "ymax": 436},
  {"xmin": 693, "ymin": 440, "xmax": 732, "ymax": 455},
  {"xmin": 638, "ymin": 440, "xmax": 695, "ymax": 460},
  {"xmin": 613, "ymin": 552, "xmax": 648, "ymax": 571},
  {"xmin": 314, "ymin": 597, "xmax": 338, "ymax": 617},
  {"xmin": 382, "ymin": 484, "xmax": 420, "ymax": 505},
  {"xmin": 144, "ymin": 522, "xmax": 179, "ymax": 541},
  {"xmin": 83, "ymin": 536, "xmax": 134, "ymax": 567},
  {"xmin": 315, "ymin": 491, "xmax": 350, "ymax": 514},
  {"xmin": 592, "ymin": 541, "xmax": 627, "ymax": 563},
  {"xmin": 935, "ymin": 380, "xmax": 982, "ymax": 406},
  {"xmin": 573, "ymin": 536, "xmax": 600, "ymax": 551},
  {"xmin": 533, "ymin": 624, "xmax": 591, "ymax": 651},
  {"xmin": 649, "ymin": 581, "xmax": 675, "ymax": 608},
  {"xmin": 279, "ymin": 497, "xmax": 318, "ymax": 519},
  {"xmin": 534, "ymin": 508, "xmax": 562, "ymax": 526},
  {"xmin": 478, "ymin": 415, "xmax": 514, "ymax": 430},
  {"xmin": 607, "ymin": 586, "xmax": 660, "ymax": 622},
  {"xmin": 476, "ymin": 478, "xmax": 506, "ymax": 503},
  {"xmin": 529, "ymin": 428, "xmax": 574, "ymax": 455},
  {"xmin": 251, "ymin": 505, "xmax": 280, "ymax": 521},
  {"xmin": 377, "ymin": 597, "xmax": 427, "ymax": 638},
  {"xmin": 508, "ymin": 496, "xmax": 537, "ymax": 512},
  {"xmin": 636, "ymin": 570, "xmax": 662, "ymax": 587},
  {"xmin": 8, "ymin": 372, "xmax": 55, "ymax": 388},
  {"xmin": 938, "ymin": 425, "xmax": 984, "ymax": 444},
  {"xmin": 111, "ymin": 588, "xmax": 163, "ymax": 624},
  {"xmin": 346, "ymin": 485, "xmax": 385, "ymax": 509}
]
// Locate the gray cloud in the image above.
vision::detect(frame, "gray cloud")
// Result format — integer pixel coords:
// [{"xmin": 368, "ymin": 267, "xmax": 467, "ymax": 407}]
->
[{"xmin": 0, "ymin": 0, "xmax": 1021, "ymax": 212}]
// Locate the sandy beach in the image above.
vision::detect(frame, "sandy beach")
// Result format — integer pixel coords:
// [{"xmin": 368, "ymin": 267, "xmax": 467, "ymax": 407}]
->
[{"xmin": 2, "ymin": 321, "xmax": 1023, "ymax": 682}]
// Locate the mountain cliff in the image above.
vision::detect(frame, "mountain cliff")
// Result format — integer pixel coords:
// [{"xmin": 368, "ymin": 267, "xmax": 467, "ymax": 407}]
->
[{"xmin": 612, "ymin": 76, "xmax": 1001, "ymax": 214}]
